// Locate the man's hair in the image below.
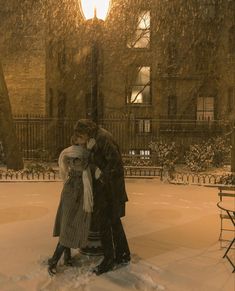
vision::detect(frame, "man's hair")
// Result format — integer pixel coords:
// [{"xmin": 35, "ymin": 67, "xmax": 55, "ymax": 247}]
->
[
  {"xmin": 70, "ymin": 134, "xmax": 78, "ymax": 145},
  {"xmin": 74, "ymin": 119, "xmax": 98, "ymax": 137}
]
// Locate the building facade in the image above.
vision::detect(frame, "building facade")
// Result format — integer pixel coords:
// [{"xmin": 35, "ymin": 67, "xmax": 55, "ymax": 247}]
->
[
  {"xmin": 0, "ymin": 1, "xmax": 46, "ymax": 116},
  {"xmin": 45, "ymin": 0, "xmax": 235, "ymax": 120},
  {"xmin": 1, "ymin": 1, "xmax": 235, "ymax": 157}
]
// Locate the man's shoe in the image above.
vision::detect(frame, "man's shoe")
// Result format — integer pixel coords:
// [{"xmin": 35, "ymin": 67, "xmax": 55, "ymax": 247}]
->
[
  {"xmin": 115, "ymin": 254, "xmax": 131, "ymax": 265},
  {"xmin": 93, "ymin": 258, "xmax": 115, "ymax": 276}
]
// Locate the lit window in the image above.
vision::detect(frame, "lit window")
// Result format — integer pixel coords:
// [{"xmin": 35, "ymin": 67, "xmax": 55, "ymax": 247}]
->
[
  {"xmin": 129, "ymin": 150, "xmax": 136, "ymax": 156},
  {"xmin": 128, "ymin": 11, "xmax": 150, "ymax": 48},
  {"xmin": 136, "ymin": 119, "xmax": 151, "ymax": 134},
  {"xmin": 197, "ymin": 96, "xmax": 214, "ymax": 121},
  {"xmin": 140, "ymin": 150, "xmax": 151, "ymax": 159},
  {"xmin": 127, "ymin": 66, "xmax": 151, "ymax": 105}
]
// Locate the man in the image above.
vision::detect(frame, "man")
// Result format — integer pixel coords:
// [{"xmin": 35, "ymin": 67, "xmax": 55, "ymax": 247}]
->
[{"xmin": 74, "ymin": 119, "xmax": 130, "ymax": 275}]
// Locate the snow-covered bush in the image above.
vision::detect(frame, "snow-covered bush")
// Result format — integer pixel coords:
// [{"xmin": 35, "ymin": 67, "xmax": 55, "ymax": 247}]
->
[
  {"xmin": 122, "ymin": 155, "xmax": 153, "ymax": 167},
  {"xmin": 210, "ymin": 137, "xmax": 231, "ymax": 167},
  {"xmin": 149, "ymin": 140, "xmax": 179, "ymax": 178},
  {"xmin": 219, "ymin": 174, "xmax": 235, "ymax": 185},
  {"xmin": 185, "ymin": 137, "xmax": 230, "ymax": 172},
  {"xmin": 23, "ymin": 162, "xmax": 56, "ymax": 174},
  {"xmin": 185, "ymin": 142, "xmax": 214, "ymax": 172}
]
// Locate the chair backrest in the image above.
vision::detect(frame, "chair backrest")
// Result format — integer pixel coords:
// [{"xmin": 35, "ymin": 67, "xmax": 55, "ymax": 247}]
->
[{"xmin": 218, "ymin": 186, "xmax": 235, "ymax": 200}]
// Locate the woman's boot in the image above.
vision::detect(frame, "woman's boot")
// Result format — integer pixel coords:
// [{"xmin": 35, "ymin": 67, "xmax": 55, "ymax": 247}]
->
[
  {"xmin": 48, "ymin": 242, "xmax": 66, "ymax": 276},
  {"xmin": 64, "ymin": 248, "xmax": 73, "ymax": 266}
]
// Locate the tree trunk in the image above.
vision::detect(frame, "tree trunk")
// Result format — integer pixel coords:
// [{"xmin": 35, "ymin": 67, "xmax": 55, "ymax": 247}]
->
[{"xmin": 0, "ymin": 61, "xmax": 24, "ymax": 170}]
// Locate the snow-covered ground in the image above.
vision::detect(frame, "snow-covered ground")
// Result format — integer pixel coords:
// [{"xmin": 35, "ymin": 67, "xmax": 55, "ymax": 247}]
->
[{"xmin": 0, "ymin": 179, "xmax": 234, "ymax": 291}]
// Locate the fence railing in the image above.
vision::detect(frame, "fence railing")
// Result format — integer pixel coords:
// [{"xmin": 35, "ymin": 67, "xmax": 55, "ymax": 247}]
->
[
  {"xmin": 11, "ymin": 116, "xmax": 230, "ymax": 161},
  {"xmin": 172, "ymin": 173, "xmax": 223, "ymax": 185},
  {"xmin": 0, "ymin": 168, "xmax": 228, "ymax": 185}
]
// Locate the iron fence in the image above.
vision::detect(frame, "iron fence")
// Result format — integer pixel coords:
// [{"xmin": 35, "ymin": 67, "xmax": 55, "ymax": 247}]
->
[{"xmin": 12, "ymin": 116, "xmax": 230, "ymax": 161}]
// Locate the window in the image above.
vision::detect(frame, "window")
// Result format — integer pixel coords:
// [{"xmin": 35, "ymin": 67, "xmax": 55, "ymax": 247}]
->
[
  {"xmin": 140, "ymin": 150, "xmax": 151, "ymax": 160},
  {"xmin": 129, "ymin": 149, "xmax": 151, "ymax": 159},
  {"xmin": 58, "ymin": 41, "xmax": 66, "ymax": 72},
  {"xmin": 197, "ymin": 96, "xmax": 214, "ymax": 121},
  {"xmin": 200, "ymin": 1, "xmax": 216, "ymax": 20},
  {"xmin": 128, "ymin": 11, "xmax": 150, "ymax": 48},
  {"xmin": 58, "ymin": 92, "xmax": 66, "ymax": 118},
  {"xmin": 136, "ymin": 119, "xmax": 151, "ymax": 134},
  {"xmin": 127, "ymin": 66, "xmax": 151, "ymax": 105},
  {"xmin": 168, "ymin": 96, "xmax": 177, "ymax": 118},
  {"xmin": 129, "ymin": 150, "xmax": 136, "ymax": 156},
  {"xmin": 228, "ymin": 87, "xmax": 235, "ymax": 113},
  {"xmin": 48, "ymin": 88, "xmax": 54, "ymax": 117},
  {"xmin": 167, "ymin": 42, "xmax": 178, "ymax": 65},
  {"xmin": 228, "ymin": 26, "xmax": 235, "ymax": 55},
  {"xmin": 195, "ymin": 41, "xmax": 215, "ymax": 72}
]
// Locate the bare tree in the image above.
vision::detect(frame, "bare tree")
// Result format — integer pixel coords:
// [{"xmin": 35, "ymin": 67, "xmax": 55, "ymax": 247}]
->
[{"xmin": 0, "ymin": 61, "xmax": 23, "ymax": 170}]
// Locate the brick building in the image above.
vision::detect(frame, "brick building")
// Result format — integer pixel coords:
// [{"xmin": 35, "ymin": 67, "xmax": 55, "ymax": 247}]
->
[
  {"xmin": 45, "ymin": 0, "xmax": 235, "ymax": 122},
  {"xmin": 0, "ymin": 1, "xmax": 46, "ymax": 116},
  {"xmin": 1, "ymin": 1, "xmax": 235, "ymax": 157}
]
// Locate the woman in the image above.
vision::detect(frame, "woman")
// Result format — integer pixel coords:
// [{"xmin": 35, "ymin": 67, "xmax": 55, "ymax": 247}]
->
[{"xmin": 48, "ymin": 136, "xmax": 93, "ymax": 276}]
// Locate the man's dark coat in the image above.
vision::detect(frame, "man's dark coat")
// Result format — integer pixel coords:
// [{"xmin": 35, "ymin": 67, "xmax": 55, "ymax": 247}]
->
[{"xmin": 91, "ymin": 127, "xmax": 128, "ymax": 222}]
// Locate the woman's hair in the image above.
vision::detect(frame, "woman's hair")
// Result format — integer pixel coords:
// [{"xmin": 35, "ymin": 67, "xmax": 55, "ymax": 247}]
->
[{"xmin": 74, "ymin": 119, "xmax": 98, "ymax": 137}]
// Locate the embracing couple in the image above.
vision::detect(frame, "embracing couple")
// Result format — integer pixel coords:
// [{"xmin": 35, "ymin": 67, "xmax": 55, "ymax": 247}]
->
[{"xmin": 47, "ymin": 119, "xmax": 130, "ymax": 276}]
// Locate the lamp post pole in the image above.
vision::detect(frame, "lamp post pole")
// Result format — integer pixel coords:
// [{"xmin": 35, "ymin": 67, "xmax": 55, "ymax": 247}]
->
[
  {"xmin": 90, "ymin": 20, "xmax": 99, "ymax": 123},
  {"xmin": 80, "ymin": 1, "xmax": 111, "ymax": 123},
  {"xmin": 79, "ymin": 1, "xmax": 111, "ymax": 255}
]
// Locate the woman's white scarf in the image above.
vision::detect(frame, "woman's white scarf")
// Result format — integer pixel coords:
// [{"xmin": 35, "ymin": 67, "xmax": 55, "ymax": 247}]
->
[{"xmin": 58, "ymin": 145, "xmax": 93, "ymax": 213}]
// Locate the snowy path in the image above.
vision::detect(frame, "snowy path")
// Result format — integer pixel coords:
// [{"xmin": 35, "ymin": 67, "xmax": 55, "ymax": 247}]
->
[{"xmin": 0, "ymin": 180, "xmax": 234, "ymax": 291}]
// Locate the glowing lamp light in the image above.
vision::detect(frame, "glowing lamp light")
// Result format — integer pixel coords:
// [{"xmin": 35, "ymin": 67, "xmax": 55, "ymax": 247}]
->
[{"xmin": 79, "ymin": 0, "xmax": 111, "ymax": 21}]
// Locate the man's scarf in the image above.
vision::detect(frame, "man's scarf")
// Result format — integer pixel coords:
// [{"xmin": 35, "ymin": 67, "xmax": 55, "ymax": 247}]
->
[{"xmin": 58, "ymin": 145, "xmax": 93, "ymax": 213}]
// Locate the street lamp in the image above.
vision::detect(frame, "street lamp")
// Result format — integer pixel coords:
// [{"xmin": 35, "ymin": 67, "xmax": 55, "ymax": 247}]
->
[
  {"xmin": 79, "ymin": 0, "xmax": 112, "ymax": 256},
  {"xmin": 79, "ymin": 0, "xmax": 112, "ymax": 123},
  {"xmin": 79, "ymin": 0, "xmax": 111, "ymax": 21}
]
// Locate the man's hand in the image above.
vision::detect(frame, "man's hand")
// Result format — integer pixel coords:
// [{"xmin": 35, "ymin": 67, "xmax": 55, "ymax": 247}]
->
[
  {"xmin": 87, "ymin": 138, "xmax": 96, "ymax": 150},
  {"xmin": 95, "ymin": 167, "xmax": 102, "ymax": 180}
]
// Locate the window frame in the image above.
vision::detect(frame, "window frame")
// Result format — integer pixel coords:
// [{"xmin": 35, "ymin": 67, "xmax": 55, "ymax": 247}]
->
[
  {"xmin": 196, "ymin": 96, "xmax": 215, "ymax": 121},
  {"xmin": 126, "ymin": 65, "xmax": 152, "ymax": 106},
  {"xmin": 127, "ymin": 10, "xmax": 151, "ymax": 50},
  {"xmin": 135, "ymin": 118, "xmax": 152, "ymax": 135}
]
